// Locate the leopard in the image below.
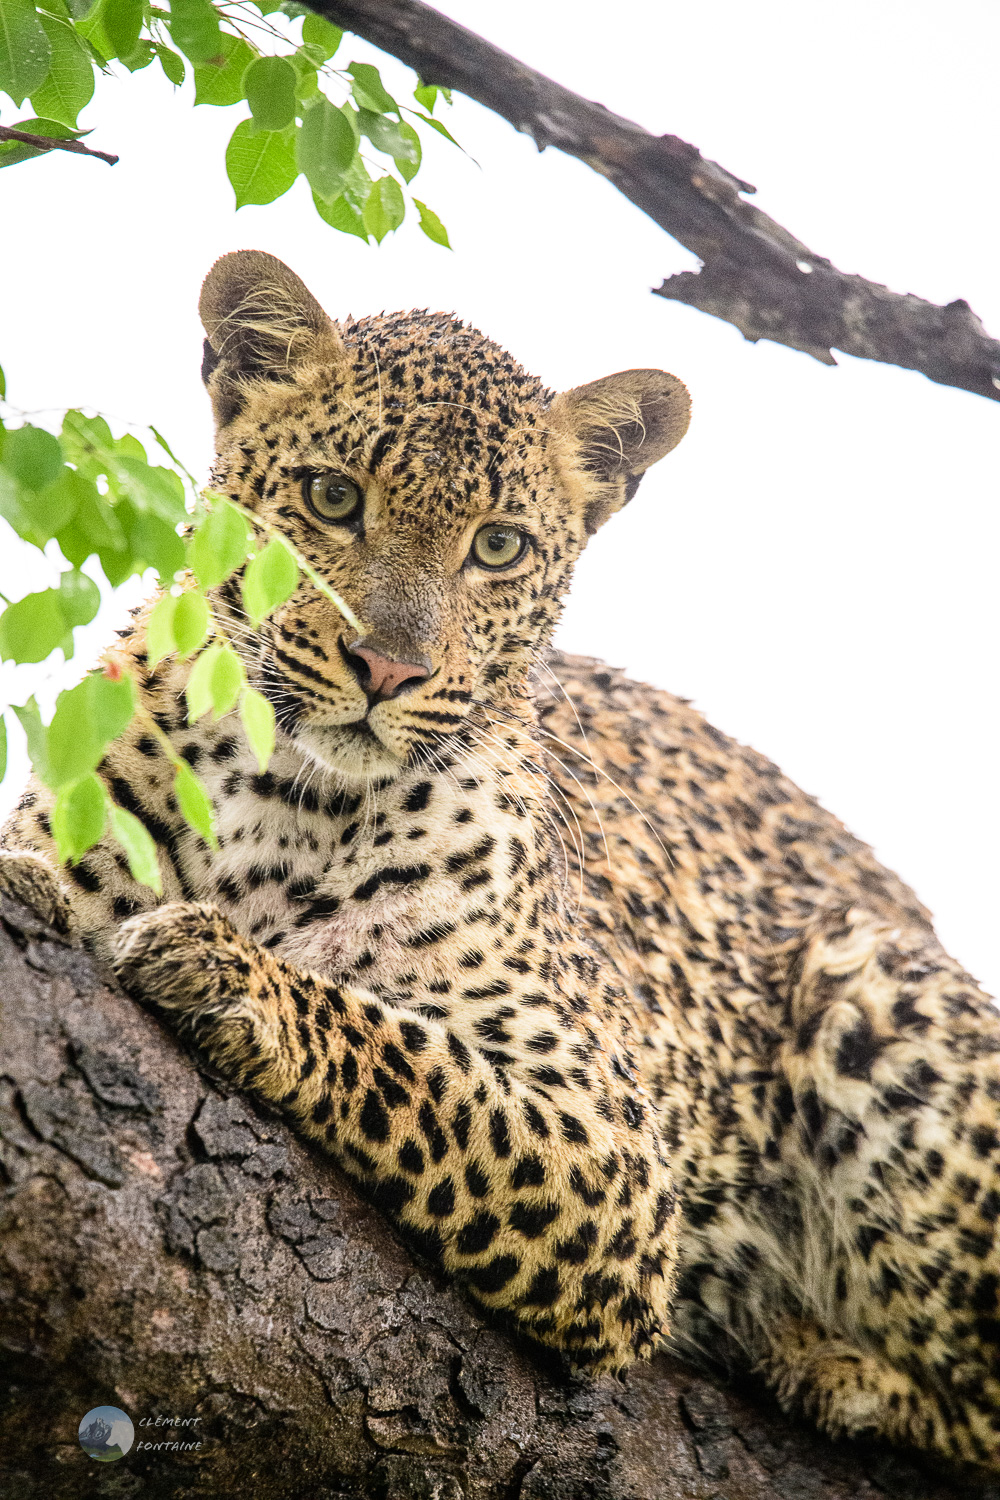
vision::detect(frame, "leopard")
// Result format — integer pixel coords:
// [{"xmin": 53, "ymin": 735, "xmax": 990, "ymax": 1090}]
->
[{"xmin": 4, "ymin": 248, "xmax": 1000, "ymax": 1471}]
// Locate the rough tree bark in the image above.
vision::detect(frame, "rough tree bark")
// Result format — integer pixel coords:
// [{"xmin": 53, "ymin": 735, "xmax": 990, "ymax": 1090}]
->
[
  {"xmin": 3, "ymin": 893, "xmax": 1000, "ymax": 1500},
  {"xmin": 307, "ymin": 0, "xmax": 1000, "ymax": 404}
]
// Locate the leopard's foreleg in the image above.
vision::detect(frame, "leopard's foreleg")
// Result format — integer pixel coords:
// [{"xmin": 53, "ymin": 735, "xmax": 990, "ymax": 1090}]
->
[{"xmin": 114, "ymin": 900, "xmax": 679, "ymax": 1374}]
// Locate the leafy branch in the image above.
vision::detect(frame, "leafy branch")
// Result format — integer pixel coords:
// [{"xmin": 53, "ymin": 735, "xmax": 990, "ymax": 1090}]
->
[
  {"xmin": 0, "ymin": 120, "xmax": 117, "ymax": 161},
  {"xmin": 0, "ymin": 0, "xmax": 455, "ymax": 245},
  {"xmin": 0, "ymin": 363, "xmax": 358, "ymax": 892}
]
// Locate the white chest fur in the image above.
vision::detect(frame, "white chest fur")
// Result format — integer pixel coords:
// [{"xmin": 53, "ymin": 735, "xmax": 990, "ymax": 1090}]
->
[{"xmin": 171, "ymin": 720, "xmax": 544, "ymax": 998}]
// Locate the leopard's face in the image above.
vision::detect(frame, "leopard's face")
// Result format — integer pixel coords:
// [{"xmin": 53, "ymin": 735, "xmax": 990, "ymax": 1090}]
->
[{"xmin": 201, "ymin": 253, "xmax": 690, "ymax": 786}]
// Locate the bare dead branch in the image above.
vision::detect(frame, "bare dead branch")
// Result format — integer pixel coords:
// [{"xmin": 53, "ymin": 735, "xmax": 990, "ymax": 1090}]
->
[
  {"xmin": 310, "ymin": 0, "xmax": 1000, "ymax": 403},
  {"xmin": 0, "ymin": 124, "xmax": 119, "ymax": 167}
]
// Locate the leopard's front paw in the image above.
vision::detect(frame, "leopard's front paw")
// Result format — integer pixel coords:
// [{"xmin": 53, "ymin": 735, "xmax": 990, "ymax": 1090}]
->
[
  {"xmin": 0, "ymin": 850, "xmax": 79, "ymax": 940},
  {"xmin": 113, "ymin": 901, "xmax": 253, "ymax": 1029}
]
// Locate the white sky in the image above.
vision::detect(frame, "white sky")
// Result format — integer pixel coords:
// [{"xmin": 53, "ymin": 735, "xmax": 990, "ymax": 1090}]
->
[{"xmin": 1, "ymin": 0, "xmax": 998, "ymax": 991}]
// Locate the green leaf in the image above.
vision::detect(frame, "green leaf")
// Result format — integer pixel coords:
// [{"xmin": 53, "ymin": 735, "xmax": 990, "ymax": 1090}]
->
[
  {"xmin": 115, "ymin": 456, "xmax": 186, "ymax": 525},
  {"xmin": 413, "ymin": 197, "xmax": 451, "ymax": 248},
  {"xmin": 53, "ymin": 473, "xmax": 127, "ymax": 572},
  {"xmin": 363, "ymin": 175, "xmax": 405, "ymax": 243},
  {"xmin": 0, "ymin": 364, "xmax": 5, "ymax": 399},
  {"xmin": 193, "ymin": 30, "xmax": 254, "ymax": 105},
  {"xmin": 242, "ymin": 536, "xmax": 298, "ymax": 625},
  {"xmin": 0, "ymin": 0, "xmax": 52, "ymax": 106},
  {"xmin": 347, "ymin": 60, "xmax": 396, "ymax": 115},
  {"xmin": 60, "ymin": 409, "xmax": 114, "ymax": 471},
  {"xmin": 30, "ymin": 13, "xmax": 94, "ymax": 126},
  {"xmin": 13, "ymin": 699, "xmax": 51, "ymax": 785},
  {"xmin": 154, "ymin": 41, "xmax": 184, "ymax": 85},
  {"xmin": 395, "ymin": 120, "xmax": 420, "ymax": 182},
  {"xmin": 186, "ymin": 640, "xmax": 244, "ymax": 722},
  {"xmin": 174, "ymin": 760, "xmax": 217, "ymax": 848},
  {"xmin": 339, "ymin": 150, "xmax": 370, "ymax": 210},
  {"xmin": 74, "ymin": 6, "xmax": 114, "ymax": 63},
  {"xmin": 2, "ymin": 423, "xmax": 62, "ymax": 490},
  {"xmin": 52, "ymin": 772, "xmax": 108, "ymax": 863},
  {"xmin": 109, "ymin": 803, "xmax": 161, "ymax": 893},
  {"xmin": 412, "ymin": 111, "xmax": 460, "ymax": 148},
  {"xmin": 226, "ymin": 117, "xmax": 297, "ymax": 208},
  {"xmin": 413, "ymin": 80, "xmax": 436, "ymax": 112},
  {"xmin": 146, "ymin": 592, "xmax": 177, "ymax": 667},
  {"xmin": 0, "ymin": 714, "xmax": 6, "ymax": 783},
  {"xmin": 312, "ymin": 188, "xmax": 368, "ymax": 241},
  {"xmin": 187, "ymin": 646, "xmax": 218, "ymax": 722},
  {"xmin": 148, "ymin": 424, "xmax": 192, "ymax": 480},
  {"xmin": 120, "ymin": 505, "xmax": 185, "ymax": 582},
  {"xmin": 184, "ymin": 641, "xmax": 216, "ymax": 722},
  {"xmin": 34, "ymin": 467, "xmax": 86, "ymax": 540},
  {"xmin": 300, "ymin": 12, "xmax": 340, "ymax": 58},
  {"xmin": 339, "ymin": 98, "xmax": 360, "ymax": 151},
  {"xmin": 46, "ymin": 669, "xmax": 135, "ymax": 788},
  {"xmin": 119, "ymin": 36, "xmax": 154, "ymax": 71},
  {"xmin": 243, "ymin": 53, "xmax": 296, "ymax": 131},
  {"xmin": 58, "ymin": 567, "xmax": 100, "ymax": 628},
  {"xmin": 209, "ymin": 642, "xmax": 244, "ymax": 717},
  {"xmin": 98, "ymin": 0, "xmax": 142, "ymax": 60},
  {"xmin": 0, "ymin": 587, "xmax": 67, "ymax": 663},
  {"xmin": 240, "ymin": 686, "xmax": 274, "ymax": 773},
  {"xmin": 171, "ymin": 589, "xmax": 209, "ymax": 656},
  {"xmin": 168, "ymin": 0, "xmax": 221, "ymax": 65},
  {"xmin": 297, "ymin": 94, "xmax": 354, "ymax": 201},
  {"xmin": 0, "ymin": 464, "xmax": 83, "ymax": 548},
  {"xmin": 358, "ymin": 108, "xmax": 419, "ymax": 172},
  {"xmin": 291, "ymin": 56, "xmax": 317, "ymax": 101},
  {"xmin": 187, "ymin": 498, "xmax": 250, "ymax": 589}
]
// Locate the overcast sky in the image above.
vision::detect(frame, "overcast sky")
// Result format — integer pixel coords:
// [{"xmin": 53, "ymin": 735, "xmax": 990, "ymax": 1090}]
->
[{"xmin": 1, "ymin": 0, "xmax": 997, "ymax": 991}]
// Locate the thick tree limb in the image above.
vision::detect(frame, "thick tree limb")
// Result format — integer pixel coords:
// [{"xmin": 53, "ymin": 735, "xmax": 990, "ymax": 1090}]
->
[
  {"xmin": 310, "ymin": 0, "xmax": 1000, "ymax": 403},
  {"xmin": 3, "ymin": 897, "xmax": 999, "ymax": 1497},
  {"xmin": 0, "ymin": 125, "xmax": 118, "ymax": 166}
]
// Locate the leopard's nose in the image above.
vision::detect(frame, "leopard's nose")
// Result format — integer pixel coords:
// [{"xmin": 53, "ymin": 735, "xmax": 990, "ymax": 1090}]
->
[{"xmin": 340, "ymin": 637, "xmax": 432, "ymax": 703}]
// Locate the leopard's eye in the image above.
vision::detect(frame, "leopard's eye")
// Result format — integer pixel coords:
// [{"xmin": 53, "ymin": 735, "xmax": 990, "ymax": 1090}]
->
[
  {"xmin": 470, "ymin": 524, "xmax": 528, "ymax": 569},
  {"xmin": 304, "ymin": 473, "xmax": 363, "ymax": 524}
]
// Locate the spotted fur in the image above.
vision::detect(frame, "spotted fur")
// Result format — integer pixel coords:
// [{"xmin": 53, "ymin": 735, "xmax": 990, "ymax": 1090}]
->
[{"xmin": 4, "ymin": 252, "xmax": 1000, "ymax": 1467}]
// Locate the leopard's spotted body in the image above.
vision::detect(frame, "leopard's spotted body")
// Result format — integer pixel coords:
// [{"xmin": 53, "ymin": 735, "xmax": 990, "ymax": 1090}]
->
[{"xmin": 4, "ymin": 251, "xmax": 1000, "ymax": 1469}]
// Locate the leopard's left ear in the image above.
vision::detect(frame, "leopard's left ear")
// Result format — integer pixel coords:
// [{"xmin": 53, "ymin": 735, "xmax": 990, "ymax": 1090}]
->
[{"xmin": 549, "ymin": 369, "xmax": 691, "ymax": 534}]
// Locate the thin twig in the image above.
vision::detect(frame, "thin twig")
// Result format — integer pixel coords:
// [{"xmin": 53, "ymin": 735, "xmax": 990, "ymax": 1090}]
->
[
  {"xmin": 0, "ymin": 124, "xmax": 119, "ymax": 166},
  {"xmin": 309, "ymin": 0, "xmax": 1000, "ymax": 402}
]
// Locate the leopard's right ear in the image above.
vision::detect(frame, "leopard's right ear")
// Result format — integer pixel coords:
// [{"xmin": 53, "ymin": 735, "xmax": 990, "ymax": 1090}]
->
[{"xmin": 199, "ymin": 250, "xmax": 343, "ymax": 430}]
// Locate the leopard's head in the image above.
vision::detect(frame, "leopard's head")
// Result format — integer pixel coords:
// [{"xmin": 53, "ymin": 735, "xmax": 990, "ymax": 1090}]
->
[{"xmin": 200, "ymin": 251, "xmax": 690, "ymax": 785}]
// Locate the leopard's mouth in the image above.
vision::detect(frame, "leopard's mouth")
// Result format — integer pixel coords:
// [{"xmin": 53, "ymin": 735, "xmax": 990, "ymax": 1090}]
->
[{"xmin": 295, "ymin": 718, "xmax": 406, "ymax": 786}]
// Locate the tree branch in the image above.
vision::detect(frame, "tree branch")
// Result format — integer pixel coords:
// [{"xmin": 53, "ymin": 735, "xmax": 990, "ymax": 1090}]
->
[
  {"xmin": 311, "ymin": 0, "xmax": 1000, "ymax": 403},
  {"xmin": 3, "ymin": 894, "xmax": 995, "ymax": 1497},
  {"xmin": 0, "ymin": 125, "xmax": 119, "ymax": 167}
]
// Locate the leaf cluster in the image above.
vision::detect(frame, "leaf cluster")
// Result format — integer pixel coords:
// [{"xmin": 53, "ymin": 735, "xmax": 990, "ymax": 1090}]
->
[
  {"xmin": 0, "ymin": 362, "xmax": 349, "ymax": 892},
  {"xmin": 0, "ymin": 0, "xmax": 454, "ymax": 245}
]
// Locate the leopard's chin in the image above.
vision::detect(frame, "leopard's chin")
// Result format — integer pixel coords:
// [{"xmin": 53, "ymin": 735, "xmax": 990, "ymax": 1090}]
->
[{"xmin": 295, "ymin": 721, "xmax": 406, "ymax": 787}]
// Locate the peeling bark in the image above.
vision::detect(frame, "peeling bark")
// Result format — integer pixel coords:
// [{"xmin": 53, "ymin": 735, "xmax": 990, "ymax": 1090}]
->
[
  {"xmin": 307, "ymin": 0, "xmax": 1000, "ymax": 402},
  {"xmin": 2, "ymin": 894, "xmax": 998, "ymax": 1499}
]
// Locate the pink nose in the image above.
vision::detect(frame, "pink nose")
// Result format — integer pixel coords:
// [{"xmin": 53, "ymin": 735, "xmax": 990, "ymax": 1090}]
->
[{"xmin": 344, "ymin": 641, "xmax": 431, "ymax": 702}]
